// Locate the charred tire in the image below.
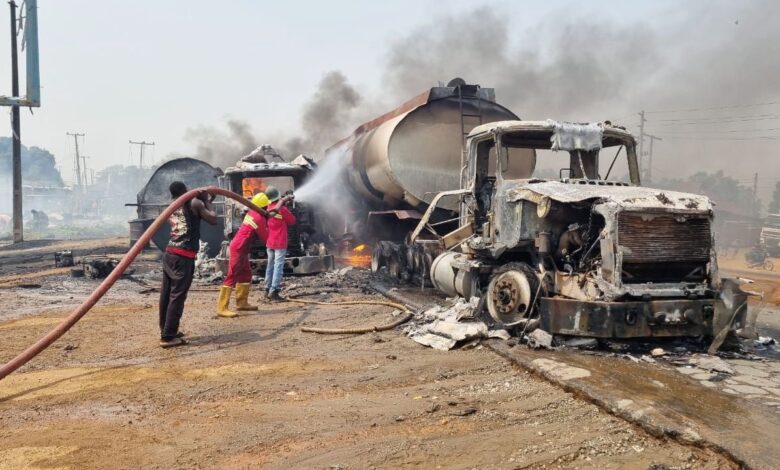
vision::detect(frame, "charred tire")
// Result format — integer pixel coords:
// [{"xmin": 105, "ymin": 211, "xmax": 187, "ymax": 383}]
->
[
  {"xmin": 485, "ymin": 262, "xmax": 540, "ymax": 327},
  {"xmin": 387, "ymin": 256, "xmax": 402, "ymax": 279},
  {"xmin": 371, "ymin": 245, "xmax": 383, "ymax": 273}
]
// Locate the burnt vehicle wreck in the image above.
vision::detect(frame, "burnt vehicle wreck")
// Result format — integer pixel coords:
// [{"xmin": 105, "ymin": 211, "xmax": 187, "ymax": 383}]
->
[
  {"xmin": 216, "ymin": 145, "xmax": 334, "ymax": 275},
  {"xmin": 415, "ymin": 120, "xmax": 750, "ymax": 339}
]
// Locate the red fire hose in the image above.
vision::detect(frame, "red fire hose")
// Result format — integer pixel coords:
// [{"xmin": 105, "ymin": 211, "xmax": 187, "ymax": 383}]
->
[{"xmin": 0, "ymin": 186, "xmax": 269, "ymax": 381}]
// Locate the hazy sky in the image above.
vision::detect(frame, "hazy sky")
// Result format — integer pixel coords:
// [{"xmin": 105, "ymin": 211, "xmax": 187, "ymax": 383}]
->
[
  {"xmin": 0, "ymin": 1, "xmax": 653, "ymax": 169},
  {"xmin": 1, "ymin": 0, "xmax": 778, "ymax": 198}
]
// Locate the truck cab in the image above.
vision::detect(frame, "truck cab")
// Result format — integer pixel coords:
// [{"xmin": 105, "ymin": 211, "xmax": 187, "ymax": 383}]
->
[
  {"xmin": 415, "ymin": 120, "xmax": 749, "ymax": 340},
  {"xmin": 217, "ymin": 148, "xmax": 333, "ymax": 276}
]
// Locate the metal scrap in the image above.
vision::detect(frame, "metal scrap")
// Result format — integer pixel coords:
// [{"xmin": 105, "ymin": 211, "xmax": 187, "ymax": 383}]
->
[
  {"xmin": 54, "ymin": 250, "xmax": 74, "ymax": 267},
  {"xmin": 548, "ymin": 120, "xmax": 603, "ymax": 152},
  {"xmin": 687, "ymin": 354, "xmax": 735, "ymax": 374},
  {"xmin": 527, "ymin": 329, "xmax": 553, "ymax": 349},
  {"xmin": 407, "ymin": 298, "xmax": 509, "ymax": 351},
  {"xmin": 83, "ymin": 259, "xmax": 119, "ymax": 279}
]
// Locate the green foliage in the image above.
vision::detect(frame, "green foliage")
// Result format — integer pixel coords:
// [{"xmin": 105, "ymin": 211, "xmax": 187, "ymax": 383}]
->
[
  {"xmin": 0, "ymin": 137, "xmax": 65, "ymax": 187},
  {"xmin": 654, "ymin": 170, "xmax": 761, "ymax": 217}
]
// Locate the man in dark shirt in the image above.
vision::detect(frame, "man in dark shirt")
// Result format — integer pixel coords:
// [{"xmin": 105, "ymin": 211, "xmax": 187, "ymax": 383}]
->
[{"xmin": 159, "ymin": 181, "xmax": 217, "ymax": 348}]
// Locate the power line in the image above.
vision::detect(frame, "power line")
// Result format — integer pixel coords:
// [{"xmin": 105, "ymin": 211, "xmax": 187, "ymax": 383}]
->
[
  {"xmin": 660, "ymin": 136, "xmax": 780, "ymax": 141},
  {"xmin": 657, "ymin": 126, "xmax": 780, "ymax": 135},
  {"xmin": 651, "ymin": 113, "xmax": 780, "ymax": 124},
  {"xmin": 645, "ymin": 100, "xmax": 780, "ymax": 114},
  {"xmin": 129, "ymin": 140, "xmax": 155, "ymax": 169}
]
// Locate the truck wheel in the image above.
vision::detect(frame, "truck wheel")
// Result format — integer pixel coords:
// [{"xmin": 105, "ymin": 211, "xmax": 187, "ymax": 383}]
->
[
  {"xmin": 764, "ymin": 260, "xmax": 774, "ymax": 271},
  {"xmin": 485, "ymin": 263, "xmax": 540, "ymax": 326},
  {"xmin": 387, "ymin": 255, "xmax": 402, "ymax": 279},
  {"xmin": 371, "ymin": 245, "xmax": 383, "ymax": 273}
]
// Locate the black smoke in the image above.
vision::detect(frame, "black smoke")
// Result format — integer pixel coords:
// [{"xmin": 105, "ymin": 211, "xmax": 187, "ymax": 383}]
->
[{"xmin": 184, "ymin": 71, "xmax": 362, "ymax": 168}]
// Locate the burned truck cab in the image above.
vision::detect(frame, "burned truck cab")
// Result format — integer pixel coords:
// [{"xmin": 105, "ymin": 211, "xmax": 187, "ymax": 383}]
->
[
  {"xmin": 217, "ymin": 149, "xmax": 334, "ymax": 276},
  {"xmin": 420, "ymin": 120, "xmax": 749, "ymax": 340}
]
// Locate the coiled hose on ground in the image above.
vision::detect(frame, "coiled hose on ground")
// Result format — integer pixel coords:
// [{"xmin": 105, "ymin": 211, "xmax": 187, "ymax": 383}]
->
[
  {"xmin": 0, "ymin": 186, "xmax": 271, "ymax": 381},
  {"xmin": 292, "ymin": 298, "xmax": 413, "ymax": 334}
]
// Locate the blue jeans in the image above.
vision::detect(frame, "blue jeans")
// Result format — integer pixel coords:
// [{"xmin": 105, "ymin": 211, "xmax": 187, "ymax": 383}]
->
[{"xmin": 265, "ymin": 248, "xmax": 286, "ymax": 291}]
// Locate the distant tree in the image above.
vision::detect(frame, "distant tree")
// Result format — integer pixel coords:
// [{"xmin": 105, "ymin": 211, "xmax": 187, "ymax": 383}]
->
[
  {"xmin": 769, "ymin": 182, "xmax": 780, "ymax": 214},
  {"xmin": 0, "ymin": 137, "xmax": 65, "ymax": 187},
  {"xmin": 654, "ymin": 170, "xmax": 761, "ymax": 218},
  {"xmin": 94, "ymin": 165, "xmax": 154, "ymax": 190}
]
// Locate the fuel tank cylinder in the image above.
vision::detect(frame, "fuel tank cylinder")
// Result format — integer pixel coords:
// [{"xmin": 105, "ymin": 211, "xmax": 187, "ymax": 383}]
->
[{"xmin": 330, "ymin": 82, "xmax": 522, "ymax": 212}]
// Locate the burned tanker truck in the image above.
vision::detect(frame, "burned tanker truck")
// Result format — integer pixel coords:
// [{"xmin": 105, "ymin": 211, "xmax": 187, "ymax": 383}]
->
[
  {"xmin": 329, "ymin": 81, "xmax": 750, "ymax": 340},
  {"xmin": 216, "ymin": 145, "xmax": 334, "ymax": 275}
]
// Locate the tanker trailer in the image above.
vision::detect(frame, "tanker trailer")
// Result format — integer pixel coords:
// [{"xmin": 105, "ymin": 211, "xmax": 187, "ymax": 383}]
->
[
  {"xmin": 326, "ymin": 79, "xmax": 534, "ymax": 282},
  {"xmin": 128, "ymin": 157, "xmax": 225, "ymax": 257}
]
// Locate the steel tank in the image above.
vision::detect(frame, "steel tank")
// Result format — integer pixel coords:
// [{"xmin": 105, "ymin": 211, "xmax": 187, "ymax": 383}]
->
[
  {"xmin": 331, "ymin": 82, "xmax": 532, "ymax": 212},
  {"xmin": 129, "ymin": 157, "xmax": 225, "ymax": 257}
]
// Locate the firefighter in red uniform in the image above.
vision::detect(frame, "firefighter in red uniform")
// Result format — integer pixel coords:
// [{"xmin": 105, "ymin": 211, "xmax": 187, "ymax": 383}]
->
[
  {"xmin": 217, "ymin": 192, "xmax": 270, "ymax": 318},
  {"xmin": 264, "ymin": 186, "xmax": 296, "ymax": 301}
]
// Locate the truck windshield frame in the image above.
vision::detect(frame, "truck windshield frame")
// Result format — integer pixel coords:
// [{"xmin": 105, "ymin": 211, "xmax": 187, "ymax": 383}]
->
[{"xmin": 494, "ymin": 129, "xmax": 641, "ymax": 185}]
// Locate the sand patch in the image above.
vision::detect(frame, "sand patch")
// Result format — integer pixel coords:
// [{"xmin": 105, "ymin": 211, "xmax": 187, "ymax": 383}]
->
[
  {"xmin": 0, "ymin": 446, "xmax": 79, "ymax": 470},
  {"xmin": 0, "ymin": 360, "xmax": 341, "ymax": 401}
]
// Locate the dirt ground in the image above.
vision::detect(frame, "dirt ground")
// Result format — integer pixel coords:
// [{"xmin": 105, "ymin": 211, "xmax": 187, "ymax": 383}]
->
[{"xmin": 0, "ymin": 238, "xmax": 747, "ymax": 469}]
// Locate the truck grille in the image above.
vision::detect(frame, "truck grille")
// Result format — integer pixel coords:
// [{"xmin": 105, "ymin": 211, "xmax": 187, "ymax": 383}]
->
[{"xmin": 618, "ymin": 212, "xmax": 711, "ymax": 283}]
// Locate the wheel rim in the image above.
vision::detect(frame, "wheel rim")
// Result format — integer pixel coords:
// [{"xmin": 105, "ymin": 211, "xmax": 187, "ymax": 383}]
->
[{"xmin": 486, "ymin": 270, "xmax": 532, "ymax": 325}]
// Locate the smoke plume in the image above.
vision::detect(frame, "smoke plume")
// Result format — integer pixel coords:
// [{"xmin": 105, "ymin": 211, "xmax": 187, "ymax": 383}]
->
[
  {"xmin": 183, "ymin": 1, "xmax": 779, "ymax": 202},
  {"xmin": 183, "ymin": 71, "xmax": 361, "ymax": 169},
  {"xmin": 286, "ymin": 71, "xmax": 362, "ymax": 156},
  {"xmin": 379, "ymin": 1, "xmax": 780, "ymax": 183},
  {"xmin": 184, "ymin": 119, "xmax": 260, "ymax": 169}
]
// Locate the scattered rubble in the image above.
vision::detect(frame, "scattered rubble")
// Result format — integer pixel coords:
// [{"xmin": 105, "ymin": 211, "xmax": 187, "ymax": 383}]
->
[
  {"xmin": 688, "ymin": 354, "xmax": 735, "ymax": 374},
  {"xmin": 651, "ymin": 348, "xmax": 667, "ymax": 357},
  {"xmin": 527, "ymin": 329, "xmax": 553, "ymax": 349},
  {"xmin": 562, "ymin": 337, "xmax": 598, "ymax": 349},
  {"xmin": 53, "ymin": 250, "xmax": 74, "ymax": 267},
  {"xmin": 406, "ymin": 298, "xmax": 509, "ymax": 351},
  {"xmin": 83, "ymin": 258, "xmax": 120, "ymax": 279}
]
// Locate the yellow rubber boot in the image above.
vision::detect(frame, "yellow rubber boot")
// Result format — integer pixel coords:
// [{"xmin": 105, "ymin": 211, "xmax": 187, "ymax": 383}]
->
[
  {"xmin": 235, "ymin": 283, "xmax": 258, "ymax": 311},
  {"xmin": 217, "ymin": 286, "xmax": 238, "ymax": 318}
]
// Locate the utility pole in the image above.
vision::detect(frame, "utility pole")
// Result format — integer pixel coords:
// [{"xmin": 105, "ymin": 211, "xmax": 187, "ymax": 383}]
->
[
  {"xmin": 637, "ymin": 110, "xmax": 646, "ymax": 180},
  {"xmin": 645, "ymin": 134, "xmax": 662, "ymax": 185},
  {"xmin": 9, "ymin": 1, "xmax": 22, "ymax": 242},
  {"xmin": 753, "ymin": 173, "xmax": 758, "ymax": 198},
  {"xmin": 66, "ymin": 132, "xmax": 85, "ymax": 191},
  {"xmin": 129, "ymin": 140, "xmax": 155, "ymax": 169},
  {"xmin": 2, "ymin": 0, "xmax": 40, "ymax": 244},
  {"xmin": 80, "ymin": 155, "xmax": 90, "ymax": 188}
]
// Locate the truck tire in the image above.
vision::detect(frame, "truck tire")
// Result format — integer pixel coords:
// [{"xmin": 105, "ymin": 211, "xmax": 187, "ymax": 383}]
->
[
  {"xmin": 371, "ymin": 245, "xmax": 383, "ymax": 273},
  {"xmin": 485, "ymin": 262, "xmax": 540, "ymax": 327}
]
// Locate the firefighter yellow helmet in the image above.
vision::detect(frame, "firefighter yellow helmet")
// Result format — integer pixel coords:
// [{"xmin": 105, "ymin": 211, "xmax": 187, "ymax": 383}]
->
[{"xmin": 251, "ymin": 192, "xmax": 270, "ymax": 208}]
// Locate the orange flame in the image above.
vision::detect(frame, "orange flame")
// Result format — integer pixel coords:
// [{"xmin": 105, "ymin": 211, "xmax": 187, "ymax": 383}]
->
[{"xmin": 338, "ymin": 243, "xmax": 371, "ymax": 268}]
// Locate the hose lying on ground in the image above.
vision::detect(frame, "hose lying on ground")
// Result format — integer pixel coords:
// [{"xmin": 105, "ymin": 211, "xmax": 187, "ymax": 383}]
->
[
  {"xmin": 0, "ymin": 186, "xmax": 271, "ymax": 381},
  {"xmin": 293, "ymin": 298, "xmax": 414, "ymax": 334}
]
